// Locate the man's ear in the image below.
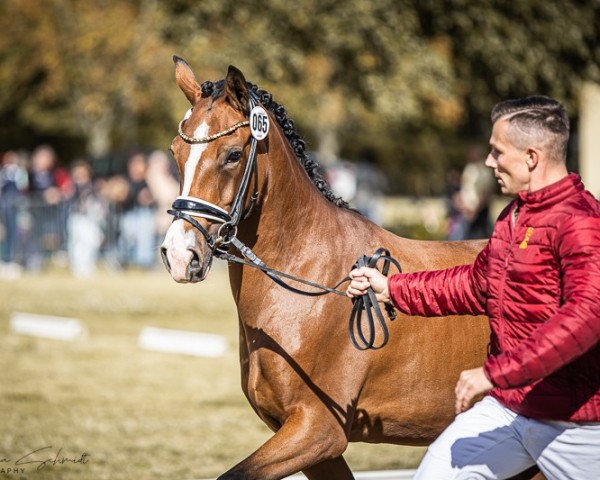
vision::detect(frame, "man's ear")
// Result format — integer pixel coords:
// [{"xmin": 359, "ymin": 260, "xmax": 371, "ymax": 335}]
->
[{"xmin": 526, "ymin": 147, "xmax": 540, "ymax": 171}]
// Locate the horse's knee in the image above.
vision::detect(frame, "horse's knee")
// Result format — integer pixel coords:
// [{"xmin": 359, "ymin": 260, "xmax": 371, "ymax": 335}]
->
[{"xmin": 312, "ymin": 427, "xmax": 348, "ymax": 459}]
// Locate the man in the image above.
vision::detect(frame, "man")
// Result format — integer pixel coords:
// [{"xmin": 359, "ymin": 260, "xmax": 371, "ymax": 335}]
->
[{"xmin": 347, "ymin": 96, "xmax": 600, "ymax": 479}]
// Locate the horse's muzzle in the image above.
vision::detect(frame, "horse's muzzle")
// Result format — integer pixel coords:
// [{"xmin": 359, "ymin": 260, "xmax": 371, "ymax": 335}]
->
[
  {"xmin": 160, "ymin": 244, "xmax": 212, "ymax": 283},
  {"xmin": 161, "ymin": 218, "xmax": 215, "ymax": 283}
]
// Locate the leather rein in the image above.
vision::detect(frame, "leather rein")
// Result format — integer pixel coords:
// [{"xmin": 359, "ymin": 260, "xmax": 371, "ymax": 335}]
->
[{"xmin": 168, "ymin": 92, "xmax": 401, "ymax": 350}]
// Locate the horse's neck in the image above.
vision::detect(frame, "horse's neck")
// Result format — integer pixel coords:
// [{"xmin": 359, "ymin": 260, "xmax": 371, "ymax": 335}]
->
[
  {"xmin": 231, "ymin": 129, "xmax": 352, "ymax": 332},
  {"xmin": 269, "ymin": 158, "xmax": 328, "ymax": 228},
  {"xmin": 244, "ymin": 128, "xmax": 338, "ymax": 257}
]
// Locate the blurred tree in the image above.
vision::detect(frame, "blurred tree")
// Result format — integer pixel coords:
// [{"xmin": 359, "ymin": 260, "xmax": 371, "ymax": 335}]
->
[
  {"xmin": 0, "ymin": 0, "xmax": 598, "ymax": 193},
  {"xmin": 417, "ymin": 0, "xmax": 600, "ymax": 135},
  {"xmin": 0, "ymin": 0, "xmax": 175, "ymax": 158},
  {"xmin": 165, "ymin": 1, "xmax": 461, "ymax": 146},
  {"xmin": 165, "ymin": 0, "xmax": 599, "ymax": 194}
]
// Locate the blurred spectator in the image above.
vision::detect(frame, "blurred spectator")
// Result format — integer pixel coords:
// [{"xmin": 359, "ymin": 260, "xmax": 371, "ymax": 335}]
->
[
  {"xmin": 117, "ymin": 152, "xmax": 156, "ymax": 268},
  {"xmin": 445, "ymin": 168, "xmax": 465, "ymax": 240},
  {"xmin": 325, "ymin": 159, "xmax": 358, "ymax": 204},
  {"xmin": 353, "ymin": 149, "xmax": 387, "ymax": 225},
  {"xmin": 94, "ymin": 173, "xmax": 126, "ymax": 270},
  {"xmin": 0, "ymin": 151, "xmax": 29, "ymax": 266},
  {"xmin": 145, "ymin": 150, "xmax": 179, "ymax": 240},
  {"xmin": 66, "ymin": 160, "xmax": 106, "ymax": 277},
  {"xmin": 448, "ymin": 146, "xmax": 496, "ymax": 240},
  {"xmin": 321, "ymin": 149, "xmax": 387, "ymax": 224},
  {"xmin": 26, "ymin": 145, "xmax": 72, "ymax": 269}
]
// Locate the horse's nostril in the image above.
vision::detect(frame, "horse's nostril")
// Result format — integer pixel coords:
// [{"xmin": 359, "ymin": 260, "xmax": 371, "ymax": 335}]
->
[{"xmin": 188, "ymin": 250, "xmax": 201, "ymax": 275}]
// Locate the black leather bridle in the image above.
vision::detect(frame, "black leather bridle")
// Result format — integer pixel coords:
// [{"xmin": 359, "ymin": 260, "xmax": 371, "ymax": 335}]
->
[
  {"xmin": 168, "ymin": 92, "xmax": 261, "ymax": 251},
  {"xmin": 167, "ymin": 93, "xmax": 401, "ymax": 350}
]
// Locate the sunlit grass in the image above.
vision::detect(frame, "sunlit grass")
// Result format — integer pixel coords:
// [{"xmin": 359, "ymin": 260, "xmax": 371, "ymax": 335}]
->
[{"xmin": 0, "ymin": 266, "xmax": 423, "ymax": 479}]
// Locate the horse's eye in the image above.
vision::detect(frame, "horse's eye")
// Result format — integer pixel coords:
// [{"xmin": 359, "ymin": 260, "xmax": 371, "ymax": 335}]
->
[{"xmin": 226, "ymin": 150, "xmax": 243, "ymax": 164}]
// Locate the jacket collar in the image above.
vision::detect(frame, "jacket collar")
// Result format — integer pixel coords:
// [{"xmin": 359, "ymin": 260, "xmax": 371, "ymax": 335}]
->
[{"xmin": 517, "ymin": 173, "xmax": 583, "ymax": 210}]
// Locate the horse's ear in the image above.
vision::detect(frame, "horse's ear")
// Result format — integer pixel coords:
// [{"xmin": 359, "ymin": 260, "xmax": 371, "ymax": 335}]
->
[
  {"xmin": 173, "ymin": 55, "xmax": 202, "ymax": 106},
  {"xmin": 224, "ymin": 65, "xmax": 250, "ymax": 114}
]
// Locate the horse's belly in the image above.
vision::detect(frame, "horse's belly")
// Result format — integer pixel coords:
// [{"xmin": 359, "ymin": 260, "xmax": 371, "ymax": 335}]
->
[{"xmin": 349, "ymin": 401, "xmax": 453, "ymax": 445}]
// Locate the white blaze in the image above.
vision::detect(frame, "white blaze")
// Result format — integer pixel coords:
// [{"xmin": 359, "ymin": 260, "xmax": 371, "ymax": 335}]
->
[
  {"xmin": 181, "ymin": 120, "xmax": 209, "ymax": 196},
  {"xmin": 162, "ymin": 113, "xmax": 210, "ymax": 281}
]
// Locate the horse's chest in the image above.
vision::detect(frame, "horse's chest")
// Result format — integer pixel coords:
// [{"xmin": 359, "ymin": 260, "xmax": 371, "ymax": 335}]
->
[{"xmin": 241, "ymin": 346, "xmax": 293, "ymax": 429}]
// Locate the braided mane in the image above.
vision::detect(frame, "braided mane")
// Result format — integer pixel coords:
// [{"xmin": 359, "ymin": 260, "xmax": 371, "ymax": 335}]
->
[{"xmin": 200, "ymin": 79, "xmax": 351, "ymax": 210}]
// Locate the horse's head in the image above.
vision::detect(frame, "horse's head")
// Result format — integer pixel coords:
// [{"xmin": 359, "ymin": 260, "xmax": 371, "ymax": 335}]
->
[{"xmin": 161, "ymin": 57, "xmax": 267, "ymax": 283}]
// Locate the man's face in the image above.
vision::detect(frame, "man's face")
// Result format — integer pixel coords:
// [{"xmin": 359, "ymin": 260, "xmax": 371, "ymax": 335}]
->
[{"xmin": 485, "ymin": 118, "xmax": 531, "ymax": 196}]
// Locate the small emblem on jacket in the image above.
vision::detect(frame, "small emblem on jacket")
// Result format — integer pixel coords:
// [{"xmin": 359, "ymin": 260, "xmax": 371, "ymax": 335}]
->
[{"xmin": 519, "ymin": 227, "xmax": 535, "ymax": 249}]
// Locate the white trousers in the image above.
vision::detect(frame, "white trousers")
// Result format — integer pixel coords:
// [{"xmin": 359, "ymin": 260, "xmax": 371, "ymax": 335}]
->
[{"xmin": 414, "ymin": 396, "xmax": 600, "ymax": 480}]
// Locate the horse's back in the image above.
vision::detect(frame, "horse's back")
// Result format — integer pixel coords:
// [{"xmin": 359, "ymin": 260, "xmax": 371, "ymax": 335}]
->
[{"xmin": 390, "ymin": 233, "xmax": 487, "ymax": 272}]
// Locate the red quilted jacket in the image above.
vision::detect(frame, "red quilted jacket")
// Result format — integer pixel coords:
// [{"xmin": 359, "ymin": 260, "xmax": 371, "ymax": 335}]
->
[{"xmin": 389, "ymin": 174, "xmax": 600, "ymax": 421}]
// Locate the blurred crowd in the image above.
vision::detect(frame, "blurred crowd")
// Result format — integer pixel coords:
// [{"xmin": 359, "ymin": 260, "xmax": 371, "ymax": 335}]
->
[
  {"xmin": 0, "ymin": 144, "xmax": 496, "ymax": 279},
  {"xmin": 0, "ymin": 145, "xmax": 179, "ymax": 278}
]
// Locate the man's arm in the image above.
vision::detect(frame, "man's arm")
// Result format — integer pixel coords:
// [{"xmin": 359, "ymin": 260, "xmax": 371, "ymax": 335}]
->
[
  {"xmin": 348, "ymin": 243, "xmax": 490, "ymax": 317},
  {"xmin": 387, "ymin": 244, "xmax": 490, "ymax": 318}
]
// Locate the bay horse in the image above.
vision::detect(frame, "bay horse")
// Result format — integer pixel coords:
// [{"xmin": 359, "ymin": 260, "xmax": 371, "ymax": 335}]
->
[{"xmin": 160, "ymin": 57, "xmax": 539, "ymax": 480}]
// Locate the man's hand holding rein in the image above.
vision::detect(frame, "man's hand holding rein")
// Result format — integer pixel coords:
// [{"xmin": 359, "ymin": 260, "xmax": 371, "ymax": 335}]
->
[{"xmin": 347, "ymin": 266, "xmax": 391, "ymax": 303}]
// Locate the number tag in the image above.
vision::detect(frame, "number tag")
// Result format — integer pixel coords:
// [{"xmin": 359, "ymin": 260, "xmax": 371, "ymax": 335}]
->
[{"xmin": 250, "ymin": 106, "xmax": 270, "ymax": 140}]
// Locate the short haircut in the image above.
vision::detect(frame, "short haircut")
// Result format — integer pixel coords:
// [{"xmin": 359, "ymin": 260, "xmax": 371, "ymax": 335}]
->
[{"xmin": 491, "ymin": 96, "xmax": 570, "ymax": 163}]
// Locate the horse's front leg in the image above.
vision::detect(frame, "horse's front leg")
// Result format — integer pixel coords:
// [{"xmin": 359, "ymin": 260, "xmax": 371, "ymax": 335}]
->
[{"xmin": 217, "ymin": 409, "xmax": 351, "ymax": 480}]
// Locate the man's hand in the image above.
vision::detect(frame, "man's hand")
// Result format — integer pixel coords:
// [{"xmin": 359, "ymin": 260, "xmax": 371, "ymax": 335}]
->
[
  {"xmin": 347, "ymin": 267, "xmax": 390, "ymax": 303},
  {"xmin": 455, "ymin": 367, "xmax": 494, "ymax": 414}
]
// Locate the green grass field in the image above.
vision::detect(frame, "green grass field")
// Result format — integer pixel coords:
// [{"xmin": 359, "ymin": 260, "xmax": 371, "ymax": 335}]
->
[{"xmin": 0, "ymin": 265, "xmax": 424, "ymax": 479}]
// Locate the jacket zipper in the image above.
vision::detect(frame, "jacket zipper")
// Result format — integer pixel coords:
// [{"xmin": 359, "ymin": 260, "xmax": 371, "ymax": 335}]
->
[{"xmin": 496, "ymin": 203, "xmax": 521, "ymax": 350}]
